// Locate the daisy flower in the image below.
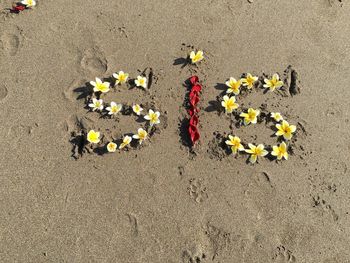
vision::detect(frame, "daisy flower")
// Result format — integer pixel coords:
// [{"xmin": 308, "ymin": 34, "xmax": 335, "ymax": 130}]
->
[
  {"xmin": 106, "ymin": 102, "xmax": 122, "ymax": 115},
  {"xmin": 88, "ymin": 98, "xmax": 104, "ymax": 111},
  {"xmin": 271, "ymin": 142, "xmax": 289, "ymax": 160},
  {"xmin": 90, "ymin": 77, "xmax": 110, "ymax": 93},
  {"xmin": 263, "ymin": 73, "xmax": 283, "ymax": 91},
  {"xmin": 106, "ymin": 142, "xmax": 117, "ymax": 153},
  {"xmin": 189, "ymin": 50, "xmax": 204, "ymax": 64},
  {"xmin": 271, "ymin": 112, "xmax": 283, "ymax": 122},
  {"xmin": 87, "ymin": 130, "xmax": 101, "ymax": 144},
  {"xmin": 119, "ymin": 135, "xmax": 132, "ymax": 149},
  {"xmin": 132, "ymin": 128, "xmax": 148, "ymax": 144},
  {"xmin": 241, "ymin": 73, "xmax": 258, "ymax": 89},
  {"xmin": 240, "ymin": 108, "xmax": 260, "ymax": 125},
  {"xmin": 225, "ymin": 77, "xmax": 242, "ymax": 95},
  {"xmin": 225, "ymin": 135, "xmax": 245, "ymax": 154},
  {"xmin": 135, "ymin": 76, "xmax": 147, "ymax": 89},
  {"xmin": 276, "ymin": 120, "xmax": 297, "ymax": 140},
  {"xmin": 245, "ymin": 144, "xmax": 268, "ymax": 164},
  {"xmin": 132, "ymin": 104, "xmax": 143, "ymax": 116},
  {"xmin": 21, "ymin": 0, "xmax": 36, "ymax": 7},
  {"xmin": 113, "ymin": 71, "xmax": 129, "ymax": 85},
  {"xmin": 144, "ymin": 109, "xmax": 160, "ymax": 126},
  {"xmin": 221, "ymin": 95, "xmax": 239, "ymax": 113}
]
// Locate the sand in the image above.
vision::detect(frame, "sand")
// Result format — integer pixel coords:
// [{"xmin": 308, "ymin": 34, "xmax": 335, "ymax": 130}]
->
[{"xmin": 0, "ymin": 0, "xmax": 350, "ymax": 262}]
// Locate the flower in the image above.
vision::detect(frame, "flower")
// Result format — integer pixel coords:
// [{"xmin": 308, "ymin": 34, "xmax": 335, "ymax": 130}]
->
[
  {"xmin": 271, "ymin": 142, "xmax": 289, "ymax": 160},
  {"xmin": 106, "ymin": 102, "xmax": 122, "ymax": 115},
  {"xmin": 240, "ymin": 108, "xmax": 260, "ymax": 125},
  {"xmin": 132, "ymin": 104, "xmax": 143, "ymax": 116},
  {"xmin": 189, "ymin": 50, "xmax": 204, "ymax": 64},
  {"xmin": 87, "ymin": 130, "xmax": 101, "ymax": 144},
  {"xmin": 107, "ymin": 142, "xmax": 117, "ymax": 152},
  {"xmin": 221, "ymin": 95, "xmax": 239, "ymax": 113},
  {"xmin": 225, "ymin": 135, "xmax": 245, "ymax": 154},
  {"xmin": 144, "ymin": 109, "xmax": 160, "ymax": 126},
  {"xmin": 225, "ymin": 77, "xmax": 242, "ymax": 95},
  {"xmin": 245, "ymin": 144, "xmax": 268, "ymax": 164},
  {"xmin": 135, "ymin": 76, "xmax": 147, "ymax": 89},
  {"xmin": 263, "ymin": 73, "xmax": 283, "ymax": 91},
  {"xmin": 132, "ymin": 128, "xmax": 148, "ymax": 144},
  {"xmin": 119, "ymin": 135, "xmax": 132, "ymax": 149},
  {"xmin": 271, "ymin": 112, "xmax": 283, "ymax": 122},
  {"xmin": 90, "ymin": 78, "xmax": 110, "ymax": 93},
  {"xmin": 276, "ymin": 120, "xmax": 296, "ymax": 140},
  {"xmin": 113, "ymin": 71, "xmax": 129, "ymax": 85},
  {"xmin": 21, "ymin": 0, "xmax": 36, "ymax": 7},
  {"xmin": 88, "ymin": 98, "xmax": 104, "ymax": 111},
  {"xmin": 241, "ymin": 73, "xmax": 258, "ymax": 89}
]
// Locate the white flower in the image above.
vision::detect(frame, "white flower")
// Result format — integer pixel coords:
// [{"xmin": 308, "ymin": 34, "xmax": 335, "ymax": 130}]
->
[
  {"xmin": 144, "ymin": 109, "xmax": 160, "ymax": 126},
  {"xmin": 90, "ymin": 77, "xmax": 110, "ymax": 93},
  {"xmin": 271, "ymin": 112, "xmax": 283, "ymax": 122},
  {"xmin": 113, "ymin": 71, "xmax": 129, "ymax": 85},
  {"xmin": 106, "ymin": 142, "xmax": 117, "ymax": 152},
  {"xmin": 88, "ymin": 98, "xmax": 104, "ymax": 111},
  {"xmin": 132, "ymin": 104, "xmax": 143, "ymax": 116},
  {"xmin": 132, "ymin": 128, "xmax": 148, "ymax": 144},
  {"xmin": 21, "ymin": 0, "xmax": 36, "ymax": 7},
  {"xmin": 119, "ymin": 135, "xmax": 132, "ymax": 149},
  {"xmin": 135, "ymin": 76, "xmax": 147, "ymax": 89},
  {"xmin": 106, "ymin": 102, "xmax": 122, "ymax": 115}
]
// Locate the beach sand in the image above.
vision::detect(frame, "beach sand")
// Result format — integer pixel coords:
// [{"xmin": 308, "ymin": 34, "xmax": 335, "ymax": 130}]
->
[{"xmin": 0, "ymin": 0, "xmax": 350, "ymax": 262}]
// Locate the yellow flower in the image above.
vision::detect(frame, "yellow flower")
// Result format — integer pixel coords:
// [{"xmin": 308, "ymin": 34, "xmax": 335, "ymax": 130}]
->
[
  {"xmin": 119, "ymin": 135, "xmax": 132, "ymax": 149},
  {"xmin": 263, "ymin": 73, "xmax": 283, "ymax": 91},
  {"xmin": 271, "ymin": 142, "xmax": 289, "ymax": 160},
  {"xmin": 144, "ymin": 109, "xmax": 160, "ymax": 126},
  {"xmin": 245, "ymin": 144, "xmax": 268, "ymax": 164},
  {"xmin": 135, "ymin": 76, "xmax": 147, "ymax": 89},
  {"xmin": 271, "ymin": 112, "xmax": 283, "ymax": 122},
  {"xmin": 21, "ymin": 0, "xmax": 36, "ymax": 7},
  {"xmin": 276, "ymin": 120, "xmax": 296, "ymax": 140},
  {"xmin": 106, "ymin": 142, "xmax": 117, "ymax": 152},
  {"xmin": 225, "ymin": 77, "xmax": 242, "ymax": 95},
  {"xmin": 106, "ymin": 102, "xmax": 122, "ymax": 115},
  {"xmin": 225, "ymin": 135, "xmax": 245, "ymax": 154},
  {"xmin": 132, "ymin": 128, "xmax": 148, "ymax": 144},
  {"xmin": 87, "ymin": 130, "xmax": 100, "ymax": 144},
  {"xmin": 90, "ymin": 77, "xmax": 110, "ymax": 93},
  {"xmin": 240, "ymin": 108, "xmax": 260, "ymax": 125},
  {"xmin": 221, "ymin": 95, "xmax": 239, "ymax": 113},
  {"xmin": 88, "ymin": 98, "xmax": 104, "ymax": 111},
  {"xmin": 189, "ymin": 50, "xmax": 204, "ymax": 64},
  {"xmin": 113, "ymin": 71, "xmax": 129, "ymax": 85},
  {"xmin": 241, "ymin": 73, "xmax": 258, "ymax": 89},
  {"xmin": 132, "ymin": 104, "xmax": 143, "ymax": 116}
]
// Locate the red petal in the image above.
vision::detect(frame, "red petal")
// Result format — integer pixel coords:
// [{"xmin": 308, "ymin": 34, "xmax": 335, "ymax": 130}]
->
[
  {"xmin": 188, "ymin": 125, "xmax": 200, "ymax": 145},
  {"xmin": 189, "ymin": 115, "xmax": 199, "ymax": 126},
  {"xmin": 192, "ymin": 84, "xmax": 202, "ymax": 92},
  {"xmin": 190, "ymin": 94, "xmax": 199, "ymax": 107},
  {"xmin": 189, "ymin": 76, "xmax": 199, "ymax": 85}
]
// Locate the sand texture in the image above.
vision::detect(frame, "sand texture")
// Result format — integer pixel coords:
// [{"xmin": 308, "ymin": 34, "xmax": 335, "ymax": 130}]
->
[{"xmin": 0, "ymin": 0, "xmax": 350, "ymax": 262}]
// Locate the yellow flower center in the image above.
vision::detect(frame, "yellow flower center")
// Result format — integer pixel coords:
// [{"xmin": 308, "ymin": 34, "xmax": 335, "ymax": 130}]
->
[
  {"xmin": 248, "ymin": 112, "xmax": 257, "ymax": 120},
  {"xmin": 150, "ymin": 114, "xmax": 158, "ymax": 123}
]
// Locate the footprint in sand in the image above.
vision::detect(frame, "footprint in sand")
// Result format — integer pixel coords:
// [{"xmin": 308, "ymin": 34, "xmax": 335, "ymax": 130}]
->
[
  {"xmin": 80, "ymin": 48, "xmax": 108, "ymax": 75},
  {"xmin": 0, "ymin": 28, "xmax": 21, "ymax": 56},
  {"xmin": 273, "ymin": 246, "xmax": 296, "ymax": 262},
  {"xmin": 0, "ymin": 84, "xmax": 8, "ymax": 101}
]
